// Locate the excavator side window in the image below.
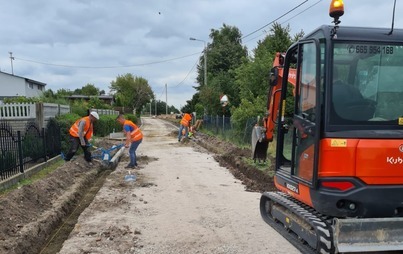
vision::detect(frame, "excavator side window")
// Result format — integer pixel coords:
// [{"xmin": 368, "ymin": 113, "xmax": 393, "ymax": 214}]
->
[{"xmin": 292, "ymin": 42, "xmax": 318, "ymax": 183}]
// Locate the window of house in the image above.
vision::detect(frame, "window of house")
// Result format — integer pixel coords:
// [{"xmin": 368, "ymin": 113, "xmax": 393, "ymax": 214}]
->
[{"xmin": 28, "ymin": 83, "xmax": 34, "ymax": 89}]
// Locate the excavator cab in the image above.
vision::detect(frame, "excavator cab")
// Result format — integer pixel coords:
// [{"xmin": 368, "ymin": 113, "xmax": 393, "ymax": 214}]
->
[
  {"xmin": 275, "ymin": 27, "xmax": 403, "ymax": 214},
  {"xmin": 259, "ymin": 1, "xmax": 403, "ymax": 253}
]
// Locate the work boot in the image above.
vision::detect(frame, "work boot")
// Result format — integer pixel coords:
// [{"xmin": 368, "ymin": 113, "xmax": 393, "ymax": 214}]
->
[{"xmin": 125, "ymin": 164, "xmax": 135, "ymax": 169}]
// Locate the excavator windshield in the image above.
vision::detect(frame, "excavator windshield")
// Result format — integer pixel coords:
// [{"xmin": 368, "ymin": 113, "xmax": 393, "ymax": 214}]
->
[{"xmin": 330, "ymin": 42, "xmax": 403, "ymax": 126}]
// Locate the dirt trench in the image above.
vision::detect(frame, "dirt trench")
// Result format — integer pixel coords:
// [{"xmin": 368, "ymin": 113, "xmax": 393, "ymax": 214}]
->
[
  {"xmin": 0, "ymin": 139, "xmax": 123, "ymax": 254},
  {"xmin": 39, "ymin": 168, "xmax": 112, "ymax": 254}
]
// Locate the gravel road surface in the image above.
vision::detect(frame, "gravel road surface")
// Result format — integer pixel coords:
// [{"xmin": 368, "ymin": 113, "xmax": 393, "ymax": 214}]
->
[{"xmin": 58, "ymin": 117, "xmax": 300, "ymax": 254}]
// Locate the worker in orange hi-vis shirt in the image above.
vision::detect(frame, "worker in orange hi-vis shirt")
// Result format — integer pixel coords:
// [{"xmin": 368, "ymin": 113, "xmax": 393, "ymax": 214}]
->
[
  {"xmin": 64, "ymin": 111, "xmax": 99, "ymax": 163},
  {"xmin": 116, "ymin": 114, "xmax": 143, "ymax": 169},
  {"xmin": 178, "ymin": 112, "xmax": 192, "ymax": 142}
]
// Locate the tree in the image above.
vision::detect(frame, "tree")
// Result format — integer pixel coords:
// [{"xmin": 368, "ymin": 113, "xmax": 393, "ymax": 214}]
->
[
  {"xmin": 231, "ymin": 23, "xmax": 303, "ymax": 133},
  {"xmin": 55, "ymin": 88, "xmax": 73, "ymax": 98},
  {"xmin": 194, "ymin": 24, "xmax": 248, "ymax": 115},
  {"xmin": 81, "ymin": 83, "xmax": 100, "ymax": 96},
  {"xmin": 109, "ymin": 73, "xmax": 153, "ymax": 115},
  {"xmin": 42, "ymin": 89, "xmax": 54, "ymax": 98}
]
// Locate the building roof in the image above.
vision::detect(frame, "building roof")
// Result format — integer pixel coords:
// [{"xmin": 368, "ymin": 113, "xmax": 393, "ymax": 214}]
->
[
  {"xmin": 67, "ymin": 95, "xmax": 114, "ymax": 99},
  {"xmin": 0, "ymin": 71, "xmax": 46, "ymax": 87}
]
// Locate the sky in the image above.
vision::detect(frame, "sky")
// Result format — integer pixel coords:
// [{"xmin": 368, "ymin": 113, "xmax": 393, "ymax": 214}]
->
[{"xmin": 0, "ymin": 0, "xmax": 401, "ymax": 110}]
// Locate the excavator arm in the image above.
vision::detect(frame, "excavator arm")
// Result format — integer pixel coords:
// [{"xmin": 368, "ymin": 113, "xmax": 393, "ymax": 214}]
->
[{"xmin": 252, "ymin": 53, "xmax": 296, "ymax": 162}]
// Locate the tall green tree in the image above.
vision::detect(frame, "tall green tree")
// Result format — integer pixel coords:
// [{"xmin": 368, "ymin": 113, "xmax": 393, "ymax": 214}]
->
[
  {"xmin": 231, "ymin": 23, "xmax": 304, "ymax": 131},
  {"xmin": 109, "ymin": 74, "xmax": 153, "ymax": 115},
  {"xmin": 195, "ymin": 24, "xmax": 248, "ymax": 115}
]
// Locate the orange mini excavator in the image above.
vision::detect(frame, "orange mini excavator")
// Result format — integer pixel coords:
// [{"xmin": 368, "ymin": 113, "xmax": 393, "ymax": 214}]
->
[{"xmin": 253, "ymin": 0, "xmax": 403, "ymax": 253}]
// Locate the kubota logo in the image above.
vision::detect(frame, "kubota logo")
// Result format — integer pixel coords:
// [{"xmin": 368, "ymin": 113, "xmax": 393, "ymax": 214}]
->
[
  {"xmin": 387, "ymin": 157, "xmax": 403, "ymax": 164},
  {"xmin": 399, "ymin": 144, "xmax": 403, "ymax": 153}
]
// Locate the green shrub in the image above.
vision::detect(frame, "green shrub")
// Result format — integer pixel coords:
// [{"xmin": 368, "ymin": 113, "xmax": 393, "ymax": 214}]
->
[
  {"xmin": 23, "ymin": 134, "xmax": 45, "ymax": 161},
  {"xmin": 0, "ymin": 151, "xmax": 17, "ymax": 172},
  {"xmin": 93, "ymin": 114, "xmax": 122, "ymax": 137},
  {"xmin": 55, "ymin": 113, "xmax": 81, "ymax": 154}
]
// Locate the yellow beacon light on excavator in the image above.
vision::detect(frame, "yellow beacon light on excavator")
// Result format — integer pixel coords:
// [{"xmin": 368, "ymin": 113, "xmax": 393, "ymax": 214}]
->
[{"xmin": 329, "ymin": 0, "xmax": 344, "ymax": 18}]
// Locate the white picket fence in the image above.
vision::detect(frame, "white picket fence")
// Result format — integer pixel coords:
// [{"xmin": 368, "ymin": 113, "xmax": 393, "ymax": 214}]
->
[
  {"xmin": 91, "ymin": 108, "xmax": 119, "ymax": 115},
  {"xmin": 0, "ymin": 103, "xmax": 36, "ymax": 119},
  {"xmin": 0, "ymin": 103, "xmax": 118, "ymax": 121}
]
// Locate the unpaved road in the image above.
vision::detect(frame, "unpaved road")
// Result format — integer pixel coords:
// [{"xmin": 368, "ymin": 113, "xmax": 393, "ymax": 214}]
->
[{"xmin": 58, "ymin": 117, "xmax": 300, "ymax": 254}]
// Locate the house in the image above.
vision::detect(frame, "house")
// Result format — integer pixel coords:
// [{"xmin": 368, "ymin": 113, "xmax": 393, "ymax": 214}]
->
[{"xmin": 0, "ymin": 71, "xmax": 46, "ymax": 101}]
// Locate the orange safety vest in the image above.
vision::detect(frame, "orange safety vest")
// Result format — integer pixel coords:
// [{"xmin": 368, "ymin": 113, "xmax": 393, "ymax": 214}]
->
[
  {"xmin": 124, "ymin": 120, "xmax": 143, "ymax": 142},
  {"xmin": 180, "ymin": 113, "xmax": 192, "ymax": 127},
  {"xmin": 69, "ymin": 116, "xmax": 93, "ymax": 140}
]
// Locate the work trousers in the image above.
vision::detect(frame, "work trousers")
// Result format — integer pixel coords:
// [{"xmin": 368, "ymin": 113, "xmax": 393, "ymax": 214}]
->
[
  {"xmin": 65, "ymin": 136, "xmax": 92, "ymax": 162},
  {"xmin": 178, "ymin": 124, "xmax": 189, "ymax": 141},
  {"xmin": 128, "ymin": 138, "xmax": 142, "ymax": 167}
]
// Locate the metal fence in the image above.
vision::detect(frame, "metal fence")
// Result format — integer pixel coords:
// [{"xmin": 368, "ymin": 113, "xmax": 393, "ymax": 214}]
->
[
  {"xmin": 201, "ymin": 115, "xmax": 257, "ymax": 146},
  {"xmin": 0, "ymin": 119, "xmax": 61, "ymax": 181}
]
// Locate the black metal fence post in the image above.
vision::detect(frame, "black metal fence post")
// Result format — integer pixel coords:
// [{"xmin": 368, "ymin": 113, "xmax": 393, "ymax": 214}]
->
[{"xmin": 17, "ymin": 131, "xmax": 24, "ymax": 173}]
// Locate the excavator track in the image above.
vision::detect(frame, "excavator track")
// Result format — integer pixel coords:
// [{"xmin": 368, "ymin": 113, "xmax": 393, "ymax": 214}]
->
[{"xmin": 260, "ymin": 191, "xmax": 335, "ymax": 254}]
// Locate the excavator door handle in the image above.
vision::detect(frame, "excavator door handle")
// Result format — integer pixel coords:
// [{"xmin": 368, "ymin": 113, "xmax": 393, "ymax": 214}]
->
[{"xmin": 293, "ymin": 116, "xmax": 316, "ymax": 137}]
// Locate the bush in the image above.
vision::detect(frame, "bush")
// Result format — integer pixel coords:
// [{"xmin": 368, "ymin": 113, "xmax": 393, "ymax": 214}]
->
[
  {"xmin": 93, "ymin": 115, "xmax": 122, "ymax": 137},
  {"xmin": 55, "ymin": 113, "xmax": 81, "ymax": 154},
  {"xmin": 0, "ymin": 151, "xmax": 17, "ymax": 172},
  {"xmin": 23, "ymin": 134, "xmax": 45, "ymax": 161}
]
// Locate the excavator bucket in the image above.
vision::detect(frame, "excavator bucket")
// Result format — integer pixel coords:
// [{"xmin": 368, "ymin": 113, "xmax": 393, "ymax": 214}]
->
[
  {"xmin": 251, "ymin": 126, "xmax": 268, "ymax": 162},
  {"xmin": 334, "ymin": 217, "xmax": 403, "ymax": 253}
]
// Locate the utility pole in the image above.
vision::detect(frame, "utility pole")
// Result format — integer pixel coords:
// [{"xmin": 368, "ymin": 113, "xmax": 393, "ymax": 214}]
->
[
  {"xmin": 9, "ymin": 52, "xmax": 14, "ymax": 75},
  {"xmin": 155, "ymin": 99, "xmax": 157, "ymax": 116},
  {"xmin": 165, "ymin": 83, "xmax": 168, "ymax": 115},
  {"xmin": 149, "ymin": 99, "xmax": 152, "ymax": 117}
]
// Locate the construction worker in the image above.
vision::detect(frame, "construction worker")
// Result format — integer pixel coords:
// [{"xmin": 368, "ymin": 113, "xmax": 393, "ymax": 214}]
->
[
  {"xmin": 178, "ymin": 112, "xmax": 192, "ymax": 142},
  {"xmin": 116, "ymin": 114, "xmax": 143, "ymax": 169},
  {"xmin": 64, "ymin": 111, "xmax": 99, "ymax": 163}
]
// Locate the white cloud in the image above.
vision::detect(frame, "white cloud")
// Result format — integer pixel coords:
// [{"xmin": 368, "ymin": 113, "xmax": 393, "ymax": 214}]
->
[{"xmin": 0, "ymin": 0, "xmax": 401, "ymax": 109}]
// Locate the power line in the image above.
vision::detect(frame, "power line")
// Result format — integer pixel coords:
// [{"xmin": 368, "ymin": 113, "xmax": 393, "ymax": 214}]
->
[
  {"xmin": 241, "ymin": 0, "xmax": 308, "ymax": 40},
  {"xmin": 174, "ymin": 53, "xmax": 201, "ymax": 87},
  {"xmin": 14, "ymin": 51, "xmax": 201, "ymax": 69},
  {"xmin": 280, "ymin": 0, "xmax": 323, "ymax": 26},
  {"xmin": 242, "ymin": 0, "xmax": 323, "ymax": 45},
  {"xmin": 157, "ymin": 86, "xmax": 165, "ymax": 100}
]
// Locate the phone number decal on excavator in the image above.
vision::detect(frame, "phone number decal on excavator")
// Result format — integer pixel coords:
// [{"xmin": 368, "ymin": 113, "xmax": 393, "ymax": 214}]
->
[{"xmin": 347, "ymin": 45, "xmax": 394, "ymax": 54}]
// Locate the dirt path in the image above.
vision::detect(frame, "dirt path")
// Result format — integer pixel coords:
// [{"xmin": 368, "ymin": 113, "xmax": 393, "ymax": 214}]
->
[{"xmin": 58, "ymin": 117, "xmax": 300, "ymax": 254}]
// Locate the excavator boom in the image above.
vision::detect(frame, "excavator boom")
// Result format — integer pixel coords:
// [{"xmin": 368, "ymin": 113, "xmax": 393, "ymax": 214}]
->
[{"xmin": 251, "ymin": 53, "xmax": 296, "ymax": 162}]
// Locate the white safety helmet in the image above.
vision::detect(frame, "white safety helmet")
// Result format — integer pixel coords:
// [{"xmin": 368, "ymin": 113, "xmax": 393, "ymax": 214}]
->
[{"xmin": 90, "ymin": 111, "xmax": 100, "ymax": 120}]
